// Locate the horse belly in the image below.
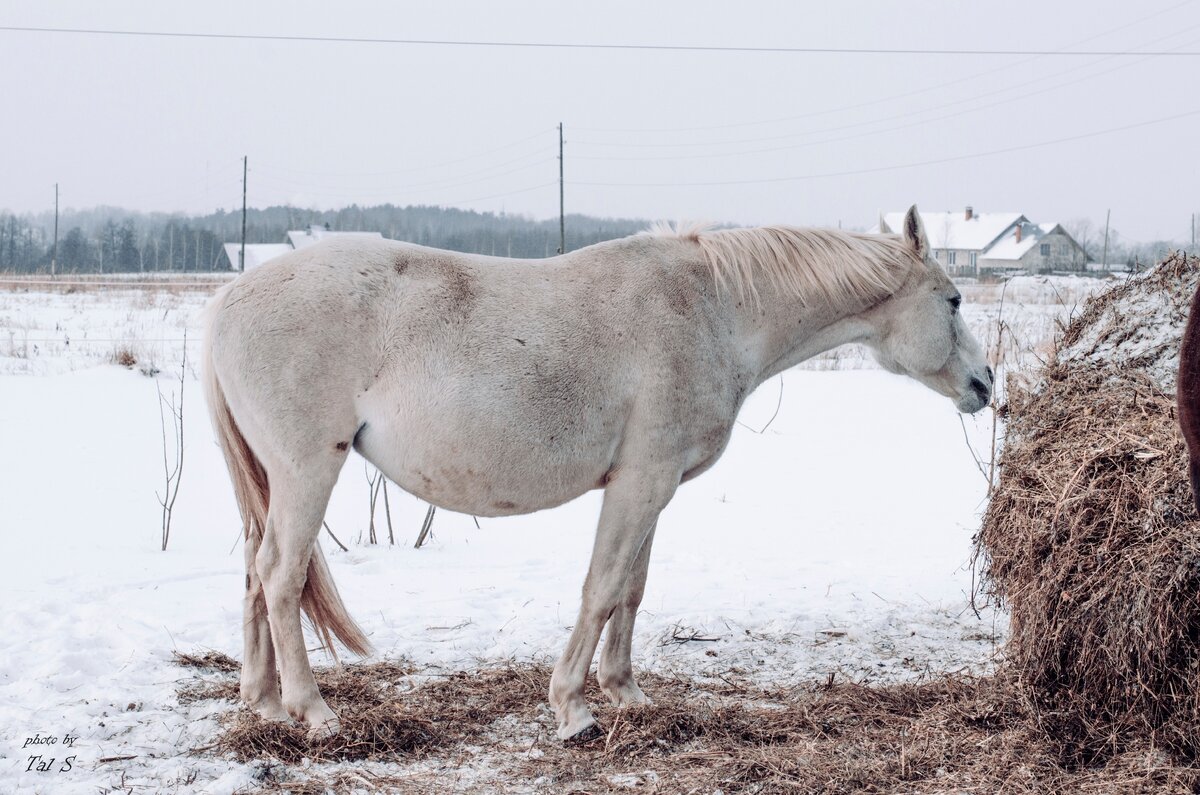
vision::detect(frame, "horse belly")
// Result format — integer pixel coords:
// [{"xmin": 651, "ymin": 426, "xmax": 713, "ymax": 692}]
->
[{"xmin": 355, "ymin": 408, "xmax": 617, "ymax": 518}]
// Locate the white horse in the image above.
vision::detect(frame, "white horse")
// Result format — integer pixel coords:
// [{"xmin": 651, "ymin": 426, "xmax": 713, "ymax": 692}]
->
[{"xmin": 203, "ymin": 205, "xmax": 991, "ymax": 741}]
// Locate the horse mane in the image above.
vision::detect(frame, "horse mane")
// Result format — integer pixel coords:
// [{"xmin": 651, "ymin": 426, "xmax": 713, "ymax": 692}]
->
[{"xmin": 647, "ymin": 221, "xmax": 917, "ymax": 310}]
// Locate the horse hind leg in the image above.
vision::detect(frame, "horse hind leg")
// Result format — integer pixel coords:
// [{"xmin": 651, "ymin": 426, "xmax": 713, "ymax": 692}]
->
[
  {"xmin": 256, "ymin": 467, "xmax": 342, "ymax": 737},
  {"xmin": 597, "ymin": 522, "xmax": 657, "ymax": 708},
  {"xmin": 241, "ymin": 536, "xmax": 287, "ymax": 721}
]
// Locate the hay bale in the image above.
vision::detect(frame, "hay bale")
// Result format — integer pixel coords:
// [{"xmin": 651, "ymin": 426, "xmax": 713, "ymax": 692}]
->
[{"xmin": 978, "ymin": 251, "xmax": 1200, "ymax": 763}]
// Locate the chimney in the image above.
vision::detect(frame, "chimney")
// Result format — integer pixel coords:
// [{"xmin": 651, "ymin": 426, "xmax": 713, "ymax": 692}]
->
[
  {"xmin": 965, "ymin": 205, "xmax": 974, "ymax": 221},
  {"xmin": 1015, "ymin": 224, "xmax": 1022, "ymax": 243}
]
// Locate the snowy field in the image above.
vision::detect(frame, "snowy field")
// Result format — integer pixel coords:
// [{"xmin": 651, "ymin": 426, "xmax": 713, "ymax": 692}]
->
[{"xmin": 0, "ymin": 273, "xmax": 1112, "ymax": 792}]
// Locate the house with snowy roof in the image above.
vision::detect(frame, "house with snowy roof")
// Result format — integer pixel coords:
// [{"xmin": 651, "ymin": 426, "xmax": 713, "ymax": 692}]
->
[
  {"xmin": 285, "ymin": 225, "xmax": 384, "ymax": 251},
  {"xmin": 220, "ymin": 242, "xmax": 292, "ymax": 272},
  {"xmin": 873, "ymin": 206, "xmax": 1088, "ymax": 277},
  {"xmin": 222, "ymin": 225, "xmax": 384, "ymax": 271}
]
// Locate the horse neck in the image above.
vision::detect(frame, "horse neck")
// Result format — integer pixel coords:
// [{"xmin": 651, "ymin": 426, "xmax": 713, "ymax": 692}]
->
[{"xmin": 730, "ymin": 283, "xmax": 877, "ymax": 388}]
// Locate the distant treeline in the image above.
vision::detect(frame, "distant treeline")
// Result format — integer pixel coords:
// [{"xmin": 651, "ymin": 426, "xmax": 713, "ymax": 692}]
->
[
  {"xmin": 1, "ymin": 203, "xmax": 1188, "ymax": 274},
  {"xmin": 0, "ymin": 204, "xmax": 650, "ymax": 274}
]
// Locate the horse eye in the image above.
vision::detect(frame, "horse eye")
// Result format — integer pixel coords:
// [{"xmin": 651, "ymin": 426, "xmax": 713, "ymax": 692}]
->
[{"xmin": 948, "ymin": 295, "xmax": 962, "ymax": 312}]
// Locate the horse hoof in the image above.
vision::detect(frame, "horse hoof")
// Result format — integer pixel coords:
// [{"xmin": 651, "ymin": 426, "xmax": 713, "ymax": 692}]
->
[
  {"xmin": 561, "ymin": 721, "xmax": 604, "ymax": 745},
  {"xmin": 306, "ymin": 716, "xmax": 341, "ymax": 741},
  {"xmin": 251, "ymin": 701, "xmax": 290, "ymax": 722},
  {"xmin": 602, "ymin": 680, "xmax": 651, "ymax": 708},
  {"xmin": 242, "ymin": 691, "xmax": 289, "ymax": 722}
]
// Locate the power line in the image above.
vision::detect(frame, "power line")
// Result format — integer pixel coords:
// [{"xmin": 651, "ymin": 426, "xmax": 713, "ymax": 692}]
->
[
  {"xmin": 251, "ymin": 129, "xmax": 552, "ymax": 179},
  {"xmin": 435, "ymin": 181, "xmax": 557, "ymax": 208},
  {"xmin": 573, "ymin": 26, "xmax": 1200, "ymax": 153},
  {"xmin": 252, "ymin": 149, "xmax": 553, "ymax": 195},
  {"xmin": 570, "ymin": 107, "xmax": 1200, "ymax": 187},
  {"xmin": 251, "ymin": 163, "xmax": 554, "ymax": 205},
  {"xmin": 571, "ymin": 33, "xmax": 1200, "ymax": 162},
  {"xmin": 3, "ymin": 25, "xmax": 1200, "ymax": 56},
  {"xmin": 572, "ymin": 0, "xmax": 1199, "ymax": 134}
]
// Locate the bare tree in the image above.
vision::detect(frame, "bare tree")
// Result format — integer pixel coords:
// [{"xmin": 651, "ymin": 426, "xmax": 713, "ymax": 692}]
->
[
  {"xmin": 1063, "ymin": 217, "xmax": 1095, "ymax": 266},
  {"xmin": 157, "ymin": 331, "xmax": 186, "ymax": 550}
]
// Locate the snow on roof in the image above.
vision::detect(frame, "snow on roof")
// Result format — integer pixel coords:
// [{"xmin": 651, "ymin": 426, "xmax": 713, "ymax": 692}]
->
[
  {"xmin": 222, "ymin": 243, "xmax": 292, "ymax": 271},
  {"xmin": 982, "ymin": 222, "xmax": 1077, "ymax": 261},
  {"xmin": 979, "ymin": 222, "xmax": 1044, "ymax": 261},
  {"xmin": 287, "ymin": 225, "xmax": 383, "ymax": 250},
  {"xmin": 879, "ymin": 210, "xmax": 1023, "ymax": 252}
]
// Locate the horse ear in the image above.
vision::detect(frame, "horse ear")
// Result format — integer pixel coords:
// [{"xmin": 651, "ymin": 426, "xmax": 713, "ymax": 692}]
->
[{"xmin": 902, "ymin": 205, "xmax": 929, "ymax": 260}]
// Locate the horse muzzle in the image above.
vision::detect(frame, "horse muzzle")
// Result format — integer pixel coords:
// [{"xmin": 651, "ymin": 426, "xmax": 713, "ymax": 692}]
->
[{"xmin": 956, "ymin": 368, "xmax": 993, "ymax": 413}]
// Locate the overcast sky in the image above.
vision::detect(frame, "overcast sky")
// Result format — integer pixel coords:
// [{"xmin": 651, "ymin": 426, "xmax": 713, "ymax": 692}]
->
[{"xmin": 2, "ymin": 0, "xmax": 1198, "ymax": 240}]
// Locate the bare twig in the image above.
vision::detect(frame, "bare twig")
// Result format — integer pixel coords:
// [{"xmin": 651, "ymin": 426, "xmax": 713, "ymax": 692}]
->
[
  {"xmin": 414, "ymin": 504, "xmax": 436, "ymax": 549},
  {"xmin": 323, "ymin": 521, "xmax": 348, "ymax": 552},
  {"xmin": 660, "ymin": 623, "xmax": 722, "ymax": 645},
  {"xmin": 364, "ymin": 465, "xmax": 381, "ymax": 545},
  {"xmin": 156, "ymin": 330, "xmax": 186, "ymax": 550},
  {"xmin": 736, "ymin": 375, "xmax": 784, "ymax": 434},
  {"xmin": 958, "ymin": 414, "xmax": 991, "ymax": 486},
  {"xmin": 382, "ymin": 478, "xmax": 394, "ymax": 545},
  {"xmin": 958, "ymin": 280, "xmax": 1008, "ymax": 495}
]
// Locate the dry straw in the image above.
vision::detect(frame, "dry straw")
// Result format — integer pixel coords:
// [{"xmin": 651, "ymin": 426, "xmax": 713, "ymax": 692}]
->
[
  {"xmin": 177, "ymin": 656, "xmax": 1198, "ymax": 792},
  {"xmin": 978, "ymin": 251, "xmax": 1200, "ymax": 765}
]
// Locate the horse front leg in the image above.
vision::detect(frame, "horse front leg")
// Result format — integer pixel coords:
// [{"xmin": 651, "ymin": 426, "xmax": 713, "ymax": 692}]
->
[
  {"xmin": 597, "ymin": 522, "xmax": 657, "ymax": 707},
  {"xmin": 549, "ymin": 472, "xmax": 677, "ymax": 740}
]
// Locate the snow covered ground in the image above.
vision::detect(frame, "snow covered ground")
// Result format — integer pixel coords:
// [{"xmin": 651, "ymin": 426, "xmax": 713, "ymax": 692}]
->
[{"xmin": 0, "ymin": 273, "xmax": 1109, "ymax": 792}]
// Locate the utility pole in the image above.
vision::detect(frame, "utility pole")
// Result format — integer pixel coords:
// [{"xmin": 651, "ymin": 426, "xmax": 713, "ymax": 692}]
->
[
  {"xmin": 1192, "ymin": 212, "xmax": 1195, "ymax": 251},
  {"xmin": 51, "ymin": 183, "xmax": 58, "ymax": 277},
  {"xmin": 240, "ymin": 156, "xmax": 248, "ymax": 272},
  {"xmin": 1102, "ymin": 208, "xmax": 1111, "ymax": 270},
  {"xmin": 557, "ymin": 122, "xmax": 565, "ymax": 255}
]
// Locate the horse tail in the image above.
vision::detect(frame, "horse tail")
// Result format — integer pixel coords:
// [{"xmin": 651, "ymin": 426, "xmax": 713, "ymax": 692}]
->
[
  {"xmin": 1178, "ymin": 279, "xmax": 1200, "ymax": 515},
  {"xmin": 203, "ymin": 285, "xmax": 371, "ymax": 659}
]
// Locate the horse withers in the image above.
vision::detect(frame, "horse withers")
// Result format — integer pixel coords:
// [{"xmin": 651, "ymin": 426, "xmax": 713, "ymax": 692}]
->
[{"xmin": 203, "ymin": 205, "xmax": 993, "ymax": 740}]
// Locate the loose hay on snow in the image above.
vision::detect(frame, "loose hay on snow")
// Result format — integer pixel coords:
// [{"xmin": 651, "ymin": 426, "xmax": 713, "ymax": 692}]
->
[
  {"xmin": 172, "ymin": 649, "xmax": 241, "ymax": 673},
  {"xmin": 178, "ymin": 658, "xmax": 1200, "ymax": 793},
  {"xmin": 978, "ymin": 251, "xmax": 1200, "ymax": 765}
]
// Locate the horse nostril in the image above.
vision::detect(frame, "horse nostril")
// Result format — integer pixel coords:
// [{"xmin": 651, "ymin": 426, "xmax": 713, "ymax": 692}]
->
[{"xmin": 971, "ymin": 377, "xmax": 990, "ymax": 399}]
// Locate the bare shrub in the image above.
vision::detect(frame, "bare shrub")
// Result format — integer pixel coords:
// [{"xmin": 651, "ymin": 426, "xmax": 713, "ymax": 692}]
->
[{"xmin": 111, "ymin": 345, "xmax": 138, "ymax": 368}]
